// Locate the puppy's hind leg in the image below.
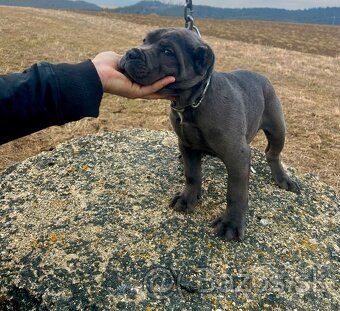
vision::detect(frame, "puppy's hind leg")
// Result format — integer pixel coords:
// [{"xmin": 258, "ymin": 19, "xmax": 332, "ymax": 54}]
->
[{"xmin": 262, "ymin": 98, "xmax": 300, "ymax": 193}]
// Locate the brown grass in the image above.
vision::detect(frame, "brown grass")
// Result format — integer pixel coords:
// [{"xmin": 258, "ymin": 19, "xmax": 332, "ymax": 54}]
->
[
  {"xmin": 87, "ymin": 11, "xmax": 340, "ymax": 58},
  {"xmin": 0, "ymin": 7, "xmax": 339, "ymax": 191}
]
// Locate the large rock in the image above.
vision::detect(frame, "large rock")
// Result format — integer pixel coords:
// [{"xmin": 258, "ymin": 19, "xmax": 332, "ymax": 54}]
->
[{"xmin": 0, "ymin": 129, "xmax": 338, "ymax": 310}]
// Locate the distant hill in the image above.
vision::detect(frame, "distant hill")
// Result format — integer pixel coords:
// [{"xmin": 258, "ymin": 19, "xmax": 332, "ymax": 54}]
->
[
  {"xmin": 1, "ymin": 0, "xmax": 339, "ymax": 25},
  {"xmin": 0, "ymin": 0, "xmax": 101, "ymax": 11},
  {"xmin": 89, "ymin": 0, "xmax": 137, "ymax": 7},
  {"xmin": 111, "ymin": 1, "xmax": 340, "ymax": 25}
]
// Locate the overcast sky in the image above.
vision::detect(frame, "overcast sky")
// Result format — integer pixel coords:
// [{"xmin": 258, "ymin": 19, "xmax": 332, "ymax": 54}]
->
[
  {"xmin": 192, "ymin": 0, "xmax": 340, "ymax": 9},
  {"xmin": 89, "ymin": 0, "xmax": 340, "ymax": 10}
]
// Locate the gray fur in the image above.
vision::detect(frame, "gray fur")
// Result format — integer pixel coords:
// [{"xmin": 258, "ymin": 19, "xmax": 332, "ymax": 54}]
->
[{"xmin": 120, "ymin": 28, "xmax": 300, "ymax": 241}]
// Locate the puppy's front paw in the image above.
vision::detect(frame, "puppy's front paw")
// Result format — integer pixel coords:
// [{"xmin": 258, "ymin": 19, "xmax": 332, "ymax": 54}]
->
[
  {"xmin": 276, "ymin": 175, "xmax": 301, "ymax": 194},
  {"xmin": 285, "ymin": 178, "xmax": 301, "ymax": 194},
  {"xmin": 169, "ymin": 192, "xmax": 200, "ymax": 213},
  {"xmin": 212, "ymin": 214, "xmax": 245, "ymax": 241}
]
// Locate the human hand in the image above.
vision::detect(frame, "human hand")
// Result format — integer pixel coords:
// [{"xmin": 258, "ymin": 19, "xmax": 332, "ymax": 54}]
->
[{"xmin": 92, "ymin": 51, "xmax": 175, "ymax": 99}]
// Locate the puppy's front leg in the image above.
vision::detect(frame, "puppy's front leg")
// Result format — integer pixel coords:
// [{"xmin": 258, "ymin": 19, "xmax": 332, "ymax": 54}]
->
[
  {"xmin": 170, "ymin": 143, "xmax": 202, "ymax": 213},
  {"xmin": 212, "ymin": 144, "xmax": 251, "ymax": 241}
]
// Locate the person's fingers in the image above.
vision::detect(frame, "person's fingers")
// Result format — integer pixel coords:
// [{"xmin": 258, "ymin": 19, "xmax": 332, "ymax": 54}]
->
[
  {"xmin": 137, "ymin": 76, "xmax": 175, "ymax": 97},
  {"xmin": 141, "ymin": 94, "xmax": 176, "ymax": 100}
]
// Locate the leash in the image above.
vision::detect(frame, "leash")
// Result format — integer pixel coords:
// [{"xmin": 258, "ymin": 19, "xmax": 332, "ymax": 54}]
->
[
  {"xmin": 170, "ymin": 1, "xmax": 209, "ymax": 113},
  {"xmin": 184, "ymin": 0, "xmax": 201, "ymax": 37}
]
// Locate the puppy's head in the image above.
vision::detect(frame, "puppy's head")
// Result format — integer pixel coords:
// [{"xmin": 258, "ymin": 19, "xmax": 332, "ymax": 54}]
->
[{"xmin": 119, "ymin": 28, "xmax": 215, "ymax": 94}]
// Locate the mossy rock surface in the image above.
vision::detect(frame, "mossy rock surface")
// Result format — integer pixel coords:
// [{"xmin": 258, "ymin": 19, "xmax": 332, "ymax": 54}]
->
[{"xmin": 0, "ymin": 129, "xmax": 338, "ymax": 310}]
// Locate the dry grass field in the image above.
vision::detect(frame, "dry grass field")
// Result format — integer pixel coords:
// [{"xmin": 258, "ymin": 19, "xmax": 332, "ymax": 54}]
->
[
  {"xmin": 94, "ymin": 12, "xmax": 340, "ymax": 57},
  {"xmin": 0, "ymin": 7, "xmax": 339, "ymax": 191}
]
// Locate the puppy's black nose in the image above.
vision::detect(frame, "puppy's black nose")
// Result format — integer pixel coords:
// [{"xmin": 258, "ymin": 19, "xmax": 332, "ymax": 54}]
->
[{"xmin": 126, "ymin": 48, "xmax": 144, "ymax": 60}]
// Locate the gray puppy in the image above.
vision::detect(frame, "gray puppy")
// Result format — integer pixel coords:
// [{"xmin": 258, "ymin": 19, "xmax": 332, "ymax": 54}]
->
[{"xmin": 119, "ymin": 28, "xmax": 300, "ymax": 241}]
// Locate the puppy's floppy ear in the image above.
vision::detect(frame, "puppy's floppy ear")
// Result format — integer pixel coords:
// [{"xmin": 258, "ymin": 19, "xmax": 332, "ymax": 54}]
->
[{"xmin": 194, "ymin": 45, "xmax": 215, "ymax": 75}]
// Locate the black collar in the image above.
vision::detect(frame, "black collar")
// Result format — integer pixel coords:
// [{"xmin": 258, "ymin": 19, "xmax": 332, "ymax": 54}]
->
[{"xmin": 171, "ymin": 76, "xmax": 212, "ymax": 113}]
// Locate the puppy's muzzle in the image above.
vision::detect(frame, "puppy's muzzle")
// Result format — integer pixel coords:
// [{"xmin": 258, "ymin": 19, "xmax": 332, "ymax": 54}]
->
[{"xmin": 126, "ymin": 48, "xmax": 145, "ymax": 61}]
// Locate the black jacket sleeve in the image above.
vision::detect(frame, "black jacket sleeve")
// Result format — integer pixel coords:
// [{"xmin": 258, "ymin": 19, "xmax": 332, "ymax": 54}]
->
[{"xmin": 0, "ymin": 60, "xmax": 103, "ymax": 145}]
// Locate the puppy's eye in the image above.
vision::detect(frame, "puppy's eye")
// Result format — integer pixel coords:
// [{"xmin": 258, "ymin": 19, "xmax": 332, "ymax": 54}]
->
[
  {"xmin": 143, "ymin": 38, "xmax": 146, "ymax": 43},
  {"xmin": 162, "ymin": 48, "xmax": 174, "ymax": 56}
]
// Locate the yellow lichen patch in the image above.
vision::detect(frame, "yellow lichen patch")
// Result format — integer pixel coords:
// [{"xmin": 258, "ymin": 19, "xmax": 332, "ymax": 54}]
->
[
  {"xmin": 301, "ymin": 238, "xmax": 319, "ymax": 251},
  {"xmin": 255, "ymin": 250, "xmax": 266, "ymax": 256},
  {"xmin": 50, "ymin": 234, "xmax": 58, "ymax": 242},
  {"xmin": 212, "ymin": 297, "xmax": 219, "ymax": 306},
  {"xmin": 50, "ymin": 233, "xmax": 63, "ymax": 243},
  {"xmin": 249, "ymin": 302, "xmax": 260, "ymax": 308},
  {"xmin": 220, "ymin": 299, "xmax": 234, "ymax": 308},
  {"xmin": 81, "ymin": 165, "xmax": 88, "ymax": 171},
  {"xmin": 146, "ymin": 307, "xmax": 153, "ymax": 311},
  {"xmin": 73, "ymin": 149, "xmax": 80, "ymax": 155}
]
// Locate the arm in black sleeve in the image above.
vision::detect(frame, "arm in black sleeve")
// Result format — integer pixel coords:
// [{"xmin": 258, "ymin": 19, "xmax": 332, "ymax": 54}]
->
[{"xmin": 0, "ymin": 60, "xmax": 103, "ymax": 145}]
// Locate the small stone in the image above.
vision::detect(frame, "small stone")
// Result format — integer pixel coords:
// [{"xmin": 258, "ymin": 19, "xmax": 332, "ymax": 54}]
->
[{"xmin": 260, "ymin": 218, "xmax": 272, "ymax": 225}]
